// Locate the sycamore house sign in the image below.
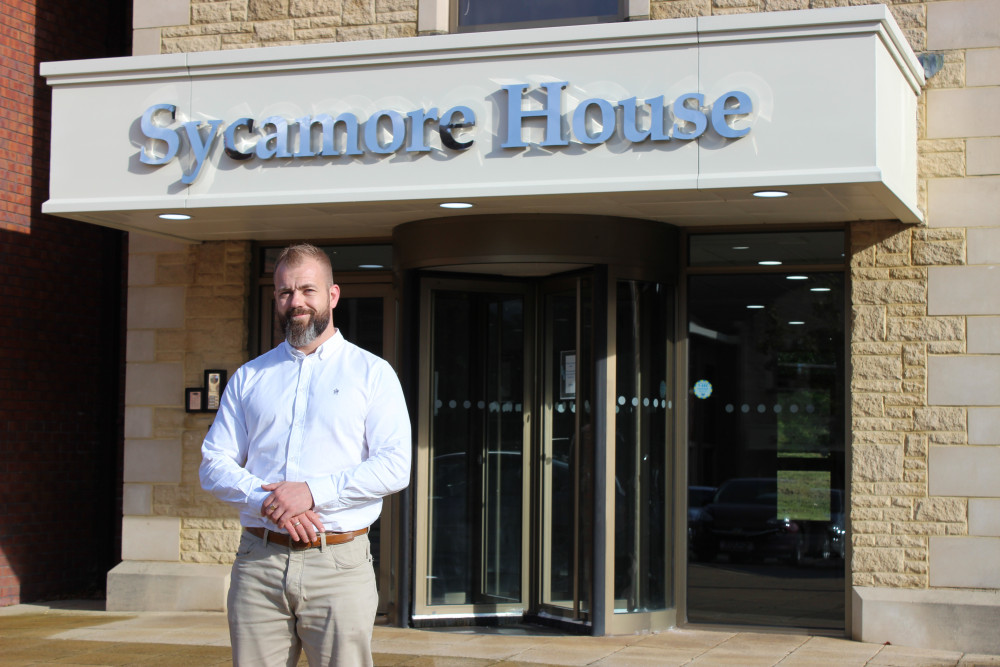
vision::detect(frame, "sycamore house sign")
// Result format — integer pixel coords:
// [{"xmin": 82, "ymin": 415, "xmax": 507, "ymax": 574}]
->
[{"xmin": 139, "ymin": 82, "xmax": 754, "ymax": 185}]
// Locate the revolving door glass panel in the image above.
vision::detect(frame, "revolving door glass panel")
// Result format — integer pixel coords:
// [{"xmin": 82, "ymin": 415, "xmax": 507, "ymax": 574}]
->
[
  {"xmin": 614, "ymin": 280, "xmax": 674, "ymax": 614},
  {"xmin": 426, "ymin": 287, "xmax": 527, "ymax": 606}
]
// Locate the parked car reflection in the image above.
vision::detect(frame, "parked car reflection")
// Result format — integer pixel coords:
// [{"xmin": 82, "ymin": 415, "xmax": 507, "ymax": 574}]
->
[{"xmin": 691, "ymin": 478, "xmax": 845, "ymax": 566}]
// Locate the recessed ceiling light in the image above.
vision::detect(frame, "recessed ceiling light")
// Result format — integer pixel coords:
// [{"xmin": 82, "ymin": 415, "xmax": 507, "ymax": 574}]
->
[
  {"xmin": 786, "ymin": 275, "xmax": 808, "ymax": 280},
  {"xmin": 440, "ymin": 202, "xmax": 473, "ymax": 209},
  {"xmin": 753, "ymin": 190, "xmax": 789, "ymax": 198},
  {"xmin": 358, "ymin": 264, "xmax": 384, "ymax": 270},
  {"xmin": 810, "ymin": 287, "xmax": 831, "ymax": 292},
  {"xmin": 759, "ymin": 260, "xmax": 782, "ymax": 266},
  {"xmin": 732, "ymin": 246, "xmax": 750, "ymax": 250},
  {"xmin": 747, "ymin": 305, "xmax": 765, "ymax": 309},
  {"xmin": 789, "ymin": 321, "xmax": 805, "ymax": 325},
  {"xmin": 159, "ymin": 213, "xmax": 191, "ymax": 220}
]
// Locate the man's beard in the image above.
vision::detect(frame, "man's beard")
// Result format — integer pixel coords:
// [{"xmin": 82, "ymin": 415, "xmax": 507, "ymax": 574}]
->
[{"xmin": 279, "ymin": 306, "xmax": 331, "ymax": 348}]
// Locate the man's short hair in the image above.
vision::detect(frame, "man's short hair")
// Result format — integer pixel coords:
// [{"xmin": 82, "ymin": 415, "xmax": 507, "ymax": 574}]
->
[{"xmin": 274, "ymin": 243, "xmax": 334, "ymax": 286}]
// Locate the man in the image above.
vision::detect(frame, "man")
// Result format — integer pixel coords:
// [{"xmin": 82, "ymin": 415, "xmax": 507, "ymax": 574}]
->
[{"xmin": 200, "ymin": 243, "xmax": 411, "ymax": 666}]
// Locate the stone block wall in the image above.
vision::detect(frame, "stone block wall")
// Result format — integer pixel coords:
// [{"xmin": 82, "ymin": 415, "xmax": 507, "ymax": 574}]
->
[
  {"xmin": 124, "ymin": 236, "xmax": 250, "ymax": 567},
  {"xmin": 133, "ymin": 0, "xmax": 417, "ymax": 55}
]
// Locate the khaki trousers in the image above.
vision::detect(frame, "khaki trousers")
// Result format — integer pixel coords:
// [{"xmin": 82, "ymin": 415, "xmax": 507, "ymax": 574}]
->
[{"xmin": 228, "ymin": 530, "xmax": 377, "ymax": 667}]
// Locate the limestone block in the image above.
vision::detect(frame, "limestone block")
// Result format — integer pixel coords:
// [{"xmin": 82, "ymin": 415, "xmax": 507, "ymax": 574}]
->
[
  {"xmin": 886, "ymin": 304, "xmax": 926, "ymax": 318},
  {"xmin": 930, "ymin": 537, "xmax": 1000, "ymax": 588},
  {"xmin": 127, "ymin": 286, "xmax": 186, "ymax": 329},
  {"xmin": 296, "ymin": 27, "xmax": 337, "ymax": 39},
  {"xmin": 127, "ymin": 330, "xmax": 156, "ymax": 362},
  {"xmin": 912, "ymin": 241, "xmax": 964, "ymax": 266},
  {"xmin": 966, "ymin": 228, "xmax": 1000, "ymax": 265},
  {"xmin": 134, "ymin": 0, "xmax": 190, "ymax": 29},
  {"xmin": 853, "ymin": 586, "xmax": 1000, "ymax": 654},
  {"xmin": 905, "ymin": 434, "xmax": 928, "ymax": 457},
  {"xmin": 125, "ymin": 406, "xmax": 154, "ymax": 439},
  {"xmin": 290, "ymin": 0, "xmax": 342, "ymax": 16},
  {"xmin": 886, "ymin": 317, "xmax": 963, "ymax": 342},
  {"xmin": 106, "ymin": 561, "xmax": 230, "ymax": 612},
  {"xmin": 853, "ymin": 280, "xmax": 925, "ymax": 306},
  {"xmin": 871, "ymin": 573, "xmax": 925, "ymax": 588},
  {"xmin": 254, "ymin": 20, "xmax": 295, "ymax": 41},
  {"xmin": 914, "ymin": 497, "xmax": 967, "ymax": 523},
  {"xmin": 967, "ymin": 317, "xmax": 1000, "ymax": 354},
  {"xmin": 912, "ymin": 406, "xmax": 965, "ymax": 432},
  {"xmin": 854, "ymin": 445, "xmax": 903, "ymax": 483},
  {"xmin": 969, "ymin": 499, "xmax": 1000, "ymax": 536},
  {"xmin": 122, "ymin": 516, "xmax": 181, "ymax": 561},
  {"xmin": 852, "ymin": 342, "xmax": 900, "ymax": 356},
  {"xmin": 902, "ymin": 343, "xmax": 924, "ymax": 366},
  {"xmin": 891, "ymin": 521, "xmax": 947, "ymax": 536},
  {"xmin": 651, "ymin": 0, "xmax": 710, "ymax": 19},
  {"xmin": 249, "ymin": 0, "xmax": 290, "ymax": 20},
  {"xmin": 378, "ymin": 9, "xmax": 416, "ymax": 23},
  {"xmin": 123, "ymin": 484, "xmax": 153, "ymax": 516},
  {"xmin": 377, "ymin": 0, "xmax": 415, "ymax": 10},
  {"xmin": 126, "ymin": 362, "xmax": 183, "ymax": 406},
  {"xmin": 385, "ymin": 23, "xmax": 416, "ymax": 38},
  {"xmin": 926, "ymin": 341, "xmax": 963, "ymax": 355},
  {"xmin": 124, "ymin": 439, "xmax": 182, "ymax": 483},
  {"xmin": 929, "ymin": 445, "xmax": 1000, "ymax": 497},
  {"xmin": 927, "ymin": 0, "xmax": 1000, "ymax": 50},
  {"xmin": 928, "ymin": 431, "xmax": 967, "ymax": 445},
  {"xmin": 928, "ymin": 176, "xmax": 1000, "ymax": 228},
  {"xmin": 969, "ymin": 407, "xmax": 1000, "ymax": 444},
  {"xmin": 919, "ymin": 148, "xmax": 964, "ymax": 178},
  {"xmin": 343, "ymin": 0, "xmax": 375, "ymax": 24},
  {"xmin": 853, "ymin": 547, "xmax": 904, "ymax": 573},
  {"xmin": 853, "ymin": 394, "xmax": 884, "ymax": 417},
  {"xmin": 928, "ymin": 356, "xmax": 1000, "ymax": 406},
  {"xmin": 968, "ymin": 138, "xmax": 1000, "ymax": 176},
  {"xmin": 129, "ymin": 253, "xmax": 157, "ymax": 286},
  {"xmin": 337, "ymin": 25, "xmax": 386, "ymax": 40},
  {"xmin": 853, "ymin": 356, "xmax": 902, "ymax": 383},
  {"xmin": 162, "ymin": 34, "xmax": 224, "ymax": 53},
  {"xmin": 199, "ymin": 529, "xmax": 241, "ymax": 554},
  {"xmin": 132, "ymin": 28, "xmax": 162, "ymax": 56},
  {"xmin": 914, "ymin": 228, "xmax": 965, "ymax": 242},
  {"xmin": 193, "ymin": 2, "xmax": 232, "ymax": 23}
]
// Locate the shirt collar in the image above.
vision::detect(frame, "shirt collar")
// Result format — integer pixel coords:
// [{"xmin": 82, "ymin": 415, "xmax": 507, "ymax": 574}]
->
[{"xmin": 283, "ymin": 328, "xmax": 343, "ymax": 360}]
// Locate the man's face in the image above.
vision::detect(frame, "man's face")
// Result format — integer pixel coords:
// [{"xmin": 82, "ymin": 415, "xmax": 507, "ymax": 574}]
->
[{"xmin": 274, "ymin": 258, "xmax": 340, "ymax": 349}]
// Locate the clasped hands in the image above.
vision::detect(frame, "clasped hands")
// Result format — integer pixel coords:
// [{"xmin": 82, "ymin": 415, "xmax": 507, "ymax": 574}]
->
[{"xmin": 261, "ymin": 481, "xmax": 324, "ymax": 543}]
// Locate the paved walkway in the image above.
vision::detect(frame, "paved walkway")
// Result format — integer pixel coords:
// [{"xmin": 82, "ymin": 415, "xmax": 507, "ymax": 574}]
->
[{"xmin": 1, "ymin": 601, "xmax": 999, "ymax": 666}]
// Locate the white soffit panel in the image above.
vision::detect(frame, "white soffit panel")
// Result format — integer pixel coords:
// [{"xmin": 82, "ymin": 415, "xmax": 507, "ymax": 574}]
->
[{"xmin": 42, "ymin": 5, "xmax": 923, "ymax": 241}]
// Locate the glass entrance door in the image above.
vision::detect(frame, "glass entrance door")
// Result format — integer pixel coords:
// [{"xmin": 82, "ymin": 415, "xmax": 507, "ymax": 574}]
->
[
  {"xmin": 419, "ymin": 279, "xmax": 531, "ymax": 610},
  {"xmin": 414, "ymin": 273, "xmax": 595, "ymax": 621}
]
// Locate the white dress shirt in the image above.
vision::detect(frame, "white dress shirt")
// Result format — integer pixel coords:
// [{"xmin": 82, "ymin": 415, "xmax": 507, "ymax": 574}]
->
[{"xmin": 200, "ymin": 330, "xmax": 411, "ymax": 532}]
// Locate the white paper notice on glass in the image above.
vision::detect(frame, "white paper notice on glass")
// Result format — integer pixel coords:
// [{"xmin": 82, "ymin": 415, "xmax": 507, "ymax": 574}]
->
[{"xmin": 561, "ymin": 350, "xmax": 576, "ymax": 400}]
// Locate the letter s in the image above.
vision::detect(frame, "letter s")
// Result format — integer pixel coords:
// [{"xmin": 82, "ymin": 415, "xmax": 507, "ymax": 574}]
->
[
  {"xmin": 672, "ymin": 93, "xmax": 707, "ymax": 141},
  {"xmin": 139, "ymin": 104, "xmax": 179, "ymax": 165}
]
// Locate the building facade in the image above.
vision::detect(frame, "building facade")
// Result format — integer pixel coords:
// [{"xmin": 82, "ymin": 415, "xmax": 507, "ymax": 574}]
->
[{"xmin": 35, "ymin": 0, "xmax": 1000, "ymax": 653}]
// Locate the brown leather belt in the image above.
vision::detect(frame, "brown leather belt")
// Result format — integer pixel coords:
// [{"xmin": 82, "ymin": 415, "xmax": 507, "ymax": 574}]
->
[{"xmin": 245, "ymin": 526, "xmax": 368, "ymax": 549}]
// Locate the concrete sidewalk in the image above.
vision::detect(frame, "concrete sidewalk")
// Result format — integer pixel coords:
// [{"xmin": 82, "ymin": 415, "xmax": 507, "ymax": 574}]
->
[{"xmin": 1, "ymin": 601, "xmax": 999, "ymax": 666}]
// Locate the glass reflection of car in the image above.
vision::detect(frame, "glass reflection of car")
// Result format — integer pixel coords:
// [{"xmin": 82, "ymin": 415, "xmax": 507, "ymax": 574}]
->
[
  {"xmin": 704, "ymin": 478, "xmax": 806, "ymax": 565},
  {"xmin": 687, "ymin": 485, "xmax": 717, "ymax": 562},
  {"xmin": 802, "ymin": 488, "xmax": 845, "ymax": 560}
]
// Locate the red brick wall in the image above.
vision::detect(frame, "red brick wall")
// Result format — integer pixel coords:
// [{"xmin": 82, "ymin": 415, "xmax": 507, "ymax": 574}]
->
[{"xmin": 0, "ymin": 0, "xmax": 130, "ymax": 606}]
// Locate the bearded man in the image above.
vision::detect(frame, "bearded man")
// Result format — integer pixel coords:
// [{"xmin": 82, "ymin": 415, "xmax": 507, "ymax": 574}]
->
[{"xmin": 200, "ymin": 243, "xmax": 411, "ymax": 667}]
